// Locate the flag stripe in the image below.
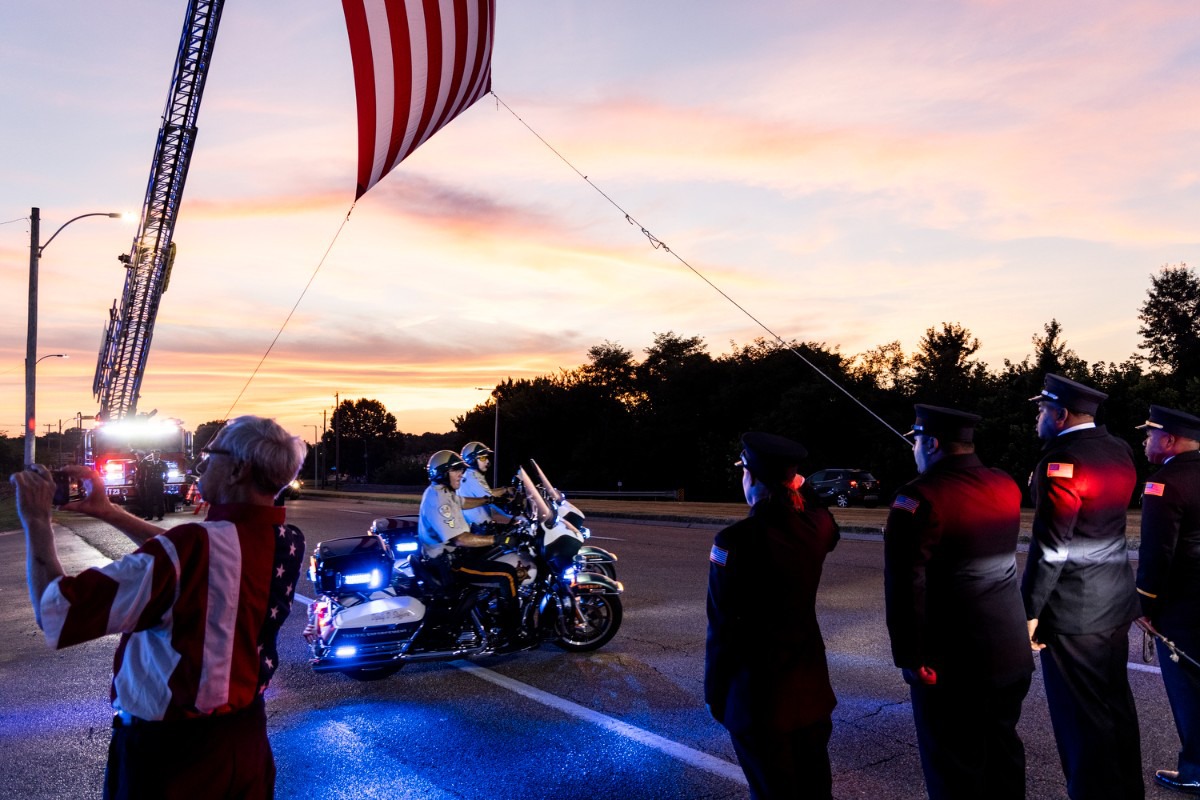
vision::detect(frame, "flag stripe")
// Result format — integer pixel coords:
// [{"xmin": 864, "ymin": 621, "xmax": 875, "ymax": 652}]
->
[
  {"xmin": 344, "ymin": 0, "xmax": 494, "ymax": 199},
  {"xmin": 343, "ymin": 0, "xmax": 379, "ymax": 199}
]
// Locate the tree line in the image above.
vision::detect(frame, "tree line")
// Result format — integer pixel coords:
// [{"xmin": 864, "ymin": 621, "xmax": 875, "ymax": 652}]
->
[
  {"xmin": 293, "ymin": 264, "xmax": 1200, "ymax": 503},
  {"xmin": 5, "ymin": 264, "xmax": 1194, "ymax": 504}
]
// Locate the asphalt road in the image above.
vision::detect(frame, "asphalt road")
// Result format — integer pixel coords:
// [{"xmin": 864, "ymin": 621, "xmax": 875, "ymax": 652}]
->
[{"xmin": 0, "ymin": 497, "xmax": 1182, "ymax": 799}]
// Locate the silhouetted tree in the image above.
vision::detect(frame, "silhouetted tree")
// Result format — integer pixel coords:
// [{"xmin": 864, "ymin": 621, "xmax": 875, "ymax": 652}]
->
[{"xmin": 1139, "ymin": 264, "xmax": 1200, "ymax": 390}]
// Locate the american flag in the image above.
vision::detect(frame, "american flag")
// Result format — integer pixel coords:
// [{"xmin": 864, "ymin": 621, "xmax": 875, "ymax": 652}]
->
[
  {"xmin": 1144, "ymin": 481, "xmax": 1165, "ymax": 497},
  {"xmin": 1046, "ymin": 462, "xmax": 1074, "ymax": 479},
  {"xmin": 892, "ymin": 495, "xmax": 920, "ymax": 514},
  {"xmin": 710, "ymin": 545, "xmax": 729, "ymax": 567},
  {"xmin": 342, "ymin": 0, "xmax": 496, "ymax": 199}
]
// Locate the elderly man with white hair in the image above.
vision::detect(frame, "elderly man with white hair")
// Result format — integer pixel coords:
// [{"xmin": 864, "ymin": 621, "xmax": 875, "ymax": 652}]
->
[{"xmin": 10, "ymin": 415, "xmax": 307, "ymax": 800}]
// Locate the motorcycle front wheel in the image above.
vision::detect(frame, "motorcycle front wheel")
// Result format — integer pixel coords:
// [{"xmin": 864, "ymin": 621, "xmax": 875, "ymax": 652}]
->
[{"xmin": 554, "ymin": 593, "xmax": 623, "ymax": 652}]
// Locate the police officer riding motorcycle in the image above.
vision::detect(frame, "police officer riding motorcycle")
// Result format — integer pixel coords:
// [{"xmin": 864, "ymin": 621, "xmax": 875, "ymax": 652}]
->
[{"xmin": 305, "ymin": 451, "xmax": 623, "ymax": 680}]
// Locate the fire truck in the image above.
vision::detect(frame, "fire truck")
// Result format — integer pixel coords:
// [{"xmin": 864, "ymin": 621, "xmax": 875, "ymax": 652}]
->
[
  {"xmin": 83, "ymin": 417, "xmax": 193, "ymax": 510},
  {"xmin": 77, "ymin": 2, "xmax": 224, "ymax": 511}
]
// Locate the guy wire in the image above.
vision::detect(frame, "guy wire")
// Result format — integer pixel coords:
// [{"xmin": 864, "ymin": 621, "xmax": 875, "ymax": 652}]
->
[
  {"xmin": 222, "ymin": 204, "xmax": 355, "ymax": 420},
  {"xmin": 491, "ymin": 92, "xmax": 909, "ymax": 446}
]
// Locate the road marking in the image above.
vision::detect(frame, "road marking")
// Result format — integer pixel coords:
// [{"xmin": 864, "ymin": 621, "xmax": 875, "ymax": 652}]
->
[
  {"xmin": 454, "ymin": 661, "xmax": 747, "ymax": 786},
  {"xmin": 1129, "ymin": 662, "xmax": 1161, "ymax": 675}
]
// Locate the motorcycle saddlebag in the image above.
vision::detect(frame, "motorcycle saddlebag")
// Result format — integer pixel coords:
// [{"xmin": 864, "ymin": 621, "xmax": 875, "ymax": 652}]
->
[{"xmin": 309, "ymin": 535, "xmax": 393, "ymax": 594}]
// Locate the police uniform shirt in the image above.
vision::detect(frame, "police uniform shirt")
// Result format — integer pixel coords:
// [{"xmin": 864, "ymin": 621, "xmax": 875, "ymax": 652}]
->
[
  {"xmin": 458, "ymin": 468, "xmax": 495, "ymax": 526},
  {"xmin": 883, "ymin": 453, "xmax": 1033, "ymax": 686},
  {"xmin": 1137, "ymin": 449, "xmax": 1200, "ymax": 633},
  {"xmin": 418, "ymin": 483, "xmax": 467, "ymax": 558},
  {"xmin": 1021, "ymin": 425, "xmax": 1140, "ymax": 633}
]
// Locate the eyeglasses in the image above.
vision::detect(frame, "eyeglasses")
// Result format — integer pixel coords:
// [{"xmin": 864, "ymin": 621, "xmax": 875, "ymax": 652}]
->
[{"xmin": 195, "ymin": 447, "xmax": 234, "ymax": 474}]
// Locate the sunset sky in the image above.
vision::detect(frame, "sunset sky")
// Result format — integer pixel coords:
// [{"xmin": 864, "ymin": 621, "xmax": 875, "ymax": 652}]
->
[{"xmin": 2, "ymin": 1, "xmax": 1197, "ymax": 442}]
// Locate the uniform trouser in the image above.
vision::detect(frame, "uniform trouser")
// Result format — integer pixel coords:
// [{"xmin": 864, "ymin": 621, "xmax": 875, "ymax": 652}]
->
[
  {"xmin": 1040, "ymin": 624, "xmax": 1144, "ymax": 800},
  {"xmin": 450, "ymin": 552, "xmax": 519, "ymax": 601},
  {"xmin": 1158, "ymin": 627, "xmax": 1200, "ymax": 781},
  {"xmin": 728, "ymin": 717, "xmax": 832, "ymax": 800},
  {"xmin": 908, "ymin": 674, "xmax": 1031, "ymax": 800},
  {"xmin": 105, "ymin": 699, "xmax": 274, "ymax": 800}
]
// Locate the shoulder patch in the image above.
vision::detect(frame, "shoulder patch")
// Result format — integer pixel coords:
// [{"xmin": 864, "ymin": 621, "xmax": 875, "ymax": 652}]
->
[
  {"xmin": 891, "ymin": 494, "xmax": 920, "ymax": 514},
  {"xmin": 1046, "ymin": 462, "xmax": 1074, "ymax": 478},
  {"xmin": 1144, "ymin": 481, "xmax": 1165, "ymax": 497},
  {"xmin": 709, "ymin": 545, "xmax": 729, "ymax": 567}
]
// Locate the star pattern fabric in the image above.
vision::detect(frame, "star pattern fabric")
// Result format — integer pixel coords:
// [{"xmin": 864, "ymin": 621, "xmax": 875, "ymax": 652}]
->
[{"xmin": 257, "ymin": 523, "xmax": 306, "ymax": 697}]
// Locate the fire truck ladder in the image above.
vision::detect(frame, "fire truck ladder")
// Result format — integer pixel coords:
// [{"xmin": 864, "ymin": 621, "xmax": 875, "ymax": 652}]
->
[{"xmin": 93, "ymin": 0, "xmax": 226, "ymax": 421}]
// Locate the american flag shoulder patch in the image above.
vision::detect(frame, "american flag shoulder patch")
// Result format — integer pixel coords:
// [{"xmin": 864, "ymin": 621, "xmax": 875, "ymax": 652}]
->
[
  {"xmin": 1046, "ymin": 462, "xmax": 1074, "ymax": 478},
  {"xmin": 892, "ymin": 494, "xmax": 920, "ymax": 514},
  {"xmin": 1144, "ymin": 482, "xmax": 1165, "ymax": 497},
  {"xmin": 710, "ymin": 545, "xmax": 729, "ymax": 566}
]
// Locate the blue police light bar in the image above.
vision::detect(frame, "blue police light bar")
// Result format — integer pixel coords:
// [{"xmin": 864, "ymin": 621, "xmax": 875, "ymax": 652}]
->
[
  {"xmin": 343, "ymin": 569, "xmax": 383, "ymax": 589},
  {"xmin": 334, "ymin": 646, "xmax": 357, "ymax": 658},
  {"xmin": 393, "ymin": 541, "xmax": 419, "ymax": 554}
]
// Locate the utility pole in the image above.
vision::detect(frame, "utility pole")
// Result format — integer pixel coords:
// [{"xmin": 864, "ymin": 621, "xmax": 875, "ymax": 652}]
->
[{"xmin": 334, "ymin": 392, "xmax": 341, "ymax": 490}]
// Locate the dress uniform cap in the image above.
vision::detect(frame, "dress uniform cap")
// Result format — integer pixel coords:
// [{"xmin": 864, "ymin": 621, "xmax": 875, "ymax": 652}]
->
[
  {"xmin": 1136, "ymin": 405, "xmax": 1200, "ymax": 441},
  {"xmin": 1028, "ymin": 373, "xmax": 1107, "ymax": 415},
  {"xmin": 908, "ymin": 404, "xmax": 981, "ymax": 443},
  {"xmin": 736, "ymin": 431, "xmax": 807, "ymax": 483}
]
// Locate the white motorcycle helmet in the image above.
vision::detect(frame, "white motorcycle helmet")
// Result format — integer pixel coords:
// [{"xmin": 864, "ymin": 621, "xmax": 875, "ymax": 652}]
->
[
  {"xmin": 460, "ymin": 441, "xmax": 493, "ymax": 469},
  {"xmin": 427, "ymin": 450, "xmax": 467, "ymax": 485}
]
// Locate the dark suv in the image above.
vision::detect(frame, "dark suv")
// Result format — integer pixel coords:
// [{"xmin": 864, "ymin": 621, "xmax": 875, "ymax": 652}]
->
[{"xmin": 806, "ymin": 469, "xmax": 881, "ymax": 508}]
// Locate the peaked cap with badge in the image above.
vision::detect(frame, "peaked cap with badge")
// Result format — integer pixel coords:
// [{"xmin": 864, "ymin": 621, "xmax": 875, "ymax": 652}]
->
[
  {"xmin": 737, "ymin": 431, "xmax": 807, "ymax": 483},
  {"xmin": 908, "ymin": 404, "xmax": 981, "ymax": 443},
  {"xmin": 1137, "ymin": 405, "xmax": 1200, "ymax": 441},
  {"xmin": 1028, "ymin": 374, "xmax": 1107, "ymax": 416}
]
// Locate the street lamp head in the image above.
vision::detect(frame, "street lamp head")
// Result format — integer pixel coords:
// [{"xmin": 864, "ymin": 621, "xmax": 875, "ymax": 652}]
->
[{"xmin": 36, "ymin": 353, "xmax": 67, "ymax": 364}]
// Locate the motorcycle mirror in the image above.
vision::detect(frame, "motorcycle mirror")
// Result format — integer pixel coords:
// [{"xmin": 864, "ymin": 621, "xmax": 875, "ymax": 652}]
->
[{"xmin": 530, "ymin": 459, "xmax": 562, "ymax": 502}]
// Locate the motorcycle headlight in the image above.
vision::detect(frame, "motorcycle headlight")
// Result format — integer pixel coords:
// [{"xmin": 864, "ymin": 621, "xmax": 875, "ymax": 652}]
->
[{"xmin": 562, "ymin": 566, "xmax": 578, "ymax": 584}]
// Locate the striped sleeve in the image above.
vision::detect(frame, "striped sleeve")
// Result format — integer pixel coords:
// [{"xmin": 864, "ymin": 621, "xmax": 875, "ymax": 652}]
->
[{"xmin": 41, "ymin": 541, "xmax": 177, "ymax": 650}]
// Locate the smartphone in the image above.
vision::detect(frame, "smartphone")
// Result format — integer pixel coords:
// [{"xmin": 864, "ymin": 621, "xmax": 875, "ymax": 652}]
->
[{"xmin": 51, "ymin": 470, "xmax": 81, "ymax": 505}]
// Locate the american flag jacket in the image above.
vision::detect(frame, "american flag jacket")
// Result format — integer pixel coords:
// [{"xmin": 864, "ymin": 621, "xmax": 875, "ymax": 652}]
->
[{"xmin": 40, "ymin": 503, "xmax": 305, "ymax": 721}]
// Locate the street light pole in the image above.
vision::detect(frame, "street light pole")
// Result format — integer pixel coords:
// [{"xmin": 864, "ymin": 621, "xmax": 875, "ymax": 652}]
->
[
  {"xmin": 25, "ymin": 207, "xmax": 121, "ymax": 466},
  {"xmin": 306, "ymin": 424, "xmax": 320, "ymax": 488},
  {"xmin": 475, "ymin": 387, "xmax": 500, "ymax": 485}
]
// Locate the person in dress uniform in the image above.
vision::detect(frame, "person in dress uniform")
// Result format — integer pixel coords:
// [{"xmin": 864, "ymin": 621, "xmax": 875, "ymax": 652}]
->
[
  {"xmin": 705, "ymin": 431, "xmax": 840, "ymax": 799},
  {"xmin": 884, "ymin": 404, "xmax": 1033, "ymax": 799},
  {"xmin": 1022, "ymin": 374, "xmax": 1142, "ymax": 800},
  {"xmin": 1135, "ymin": 404, "xmax": 1200, "ymax": 795}
]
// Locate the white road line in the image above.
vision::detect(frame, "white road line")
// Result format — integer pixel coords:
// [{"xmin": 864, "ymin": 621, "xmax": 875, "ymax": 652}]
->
[
  {"xmin": 1129, "ymin": 662, "xmax": 1162, "ymax": 675},
  {"xmin": 454, "ymin": 661, "xmax": 747, "ymax": 786}
]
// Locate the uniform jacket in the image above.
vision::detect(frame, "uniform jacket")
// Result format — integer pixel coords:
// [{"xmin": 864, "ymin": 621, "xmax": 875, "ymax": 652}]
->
[
  {"xmin": 1021, "ymin": 425, "xmax": 1139, "ymax": 634},
  {"xmin": 884, "ymin": 453, "xmax": 1033, "ymax": 687},
  {"xmin": 1137, "ymin": 449, "xmax": 1200, "ymax": 634},
  {"xmin": 704, "ymin": 491, "xmax": 839, "ymax": 734}
]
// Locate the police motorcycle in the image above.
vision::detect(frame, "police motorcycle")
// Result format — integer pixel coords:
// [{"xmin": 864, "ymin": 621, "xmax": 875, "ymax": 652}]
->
[{"xmin": 305, "ymin": 462, "xmax": 623, "ymax": 680}]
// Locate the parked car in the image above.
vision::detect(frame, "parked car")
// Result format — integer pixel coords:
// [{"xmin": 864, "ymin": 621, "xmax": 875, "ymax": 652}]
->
[{"xmin": 806, "ymin": 469, "xmax": 881, "ymax": 508}]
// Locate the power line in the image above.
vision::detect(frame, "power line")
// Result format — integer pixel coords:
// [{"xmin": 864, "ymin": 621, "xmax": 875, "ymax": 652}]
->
[{"xmin": 490, "ymin": 92, "xmax": 909, "ymax": 446}]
